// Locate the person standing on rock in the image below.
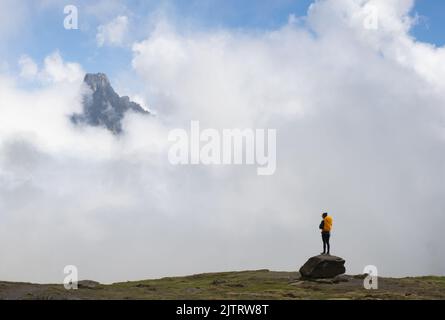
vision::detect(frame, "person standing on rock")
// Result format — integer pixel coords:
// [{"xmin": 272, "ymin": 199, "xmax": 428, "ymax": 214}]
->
[{"xmin": 319, "ymin": 212, "xmax": 333, "ymax": 255}]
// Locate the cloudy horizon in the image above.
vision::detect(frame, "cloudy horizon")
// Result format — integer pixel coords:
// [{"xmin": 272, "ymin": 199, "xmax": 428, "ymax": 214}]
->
[{"xmin": 0, "ymin": 0, "xmax": 445, "ymax": 284}]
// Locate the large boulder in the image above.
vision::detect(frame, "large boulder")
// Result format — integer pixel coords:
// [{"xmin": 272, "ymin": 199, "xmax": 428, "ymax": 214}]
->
[{"xmin": 299, "ymin": 255, "xmax": 346, "ymax": 279}]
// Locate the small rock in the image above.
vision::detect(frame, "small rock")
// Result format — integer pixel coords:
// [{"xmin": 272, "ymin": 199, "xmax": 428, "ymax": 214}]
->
[
  {"xmin": 333, "ymin": 274, "xmax": 350, "ymax": 283},
  {"xmin": 135, "ymin": 283, "xmax": 156, "ymax": 290},
  {"xmin": 78, "ymin": 280, "xmax": 100, "ymax": 289},
  {"xmin": 227, "ymin": 283, "xmax": 245, "ymax": 288},
  {"xmin": 353, "ymin": 273, "xmax": 369, "ymax": 280},
  {"xmin": 211, "ymin": 279, "xmax": 227, "ymax": 286},
  {"xmin": 311, "ymin": 278, "xmax": 335, "ymax": 284}
]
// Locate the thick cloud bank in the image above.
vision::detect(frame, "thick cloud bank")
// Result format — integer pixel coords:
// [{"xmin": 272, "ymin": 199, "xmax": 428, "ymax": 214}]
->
[{"xmin": 1, "ymin": 0, "xmax": 445, "ymax": 283}]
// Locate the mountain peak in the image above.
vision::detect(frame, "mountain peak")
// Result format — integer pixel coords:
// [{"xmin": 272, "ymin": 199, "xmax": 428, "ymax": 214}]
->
[
  {"xmin": 84, "ymin": 73, "xmax": 110, "ymax": 90},
  {"xmin": 71, "ymin": 73, "xmax": 150, "ymax": 134}
]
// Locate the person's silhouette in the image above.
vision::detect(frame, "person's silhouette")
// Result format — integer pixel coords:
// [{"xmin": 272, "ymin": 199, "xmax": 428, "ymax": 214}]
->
[{"xmin": 319, "ymin": 212, "xmax": 333, "ymax": 255}]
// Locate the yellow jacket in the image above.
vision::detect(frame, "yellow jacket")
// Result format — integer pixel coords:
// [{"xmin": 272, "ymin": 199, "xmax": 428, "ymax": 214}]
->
[{"xmin": 322, "ymin": 216, "xmax": 333, "ymax": 232}]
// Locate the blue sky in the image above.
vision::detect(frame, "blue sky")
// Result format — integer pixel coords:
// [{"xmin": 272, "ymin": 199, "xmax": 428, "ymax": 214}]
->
[
  {"xmin": 4, "ymin": 0, "xmax": 445, "ymax": 81},
  {"xmin": 411, "ymin": 0, "xmax": 445, "ymax": 46}
]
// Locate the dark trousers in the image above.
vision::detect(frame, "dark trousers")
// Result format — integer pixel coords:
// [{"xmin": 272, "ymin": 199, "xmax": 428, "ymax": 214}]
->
[{"xmin": 322, "ymin": 232, "xmax": 330, "ymax": 254}]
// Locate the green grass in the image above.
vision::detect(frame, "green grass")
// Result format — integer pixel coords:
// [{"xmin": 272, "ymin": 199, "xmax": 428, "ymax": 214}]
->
[{"xmin": 1, "ymin": 270, "xmax": 444, "ymax": 300}]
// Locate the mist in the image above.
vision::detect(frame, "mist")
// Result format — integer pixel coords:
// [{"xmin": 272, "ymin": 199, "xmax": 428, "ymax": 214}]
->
[{"xmin": 0, "ymin": 0, "xmax": 444, "ymax": 283}]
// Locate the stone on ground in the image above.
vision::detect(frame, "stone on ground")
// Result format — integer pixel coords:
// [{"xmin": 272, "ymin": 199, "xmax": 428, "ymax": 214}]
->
[{"xmin": 299, "ymin": 255, "xmax": 346, "ymax": 279}]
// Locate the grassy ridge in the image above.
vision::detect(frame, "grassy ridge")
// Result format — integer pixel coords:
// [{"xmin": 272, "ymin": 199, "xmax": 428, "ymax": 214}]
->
[{"xmin": 0, "ymin": 270, "xmax": 444, "ymax": 300}]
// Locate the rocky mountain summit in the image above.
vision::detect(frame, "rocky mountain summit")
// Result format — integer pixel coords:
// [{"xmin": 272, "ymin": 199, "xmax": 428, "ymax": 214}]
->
[{"xmin": 71, "ymin": 73, "xmax": 149, "ymax": 134}]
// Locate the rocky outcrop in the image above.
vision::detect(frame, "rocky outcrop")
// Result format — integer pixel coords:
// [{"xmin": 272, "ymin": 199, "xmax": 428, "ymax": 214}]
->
[
  {"xmin": 78, "ymin": 280, "xmax": 100, "ymax": 289},
  {"xmin": 299, "ymin": 255, "xmax": 346, "ymax": 279},
  {"xmin": 71, "ymin": 73, "xmax": 150, "ymax": 134}
]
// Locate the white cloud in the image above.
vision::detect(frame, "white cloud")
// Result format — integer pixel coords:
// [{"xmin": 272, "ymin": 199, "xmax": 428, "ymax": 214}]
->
[
  {"xmin": 41, "ymin": 51, "xmax": 85, "ymax": 83},
  {"xmin": 18, "ymin": 55, "xmax": 38, "ymax": 80},
  {"xmin": 131, "ymin": 0, "xmax": 445, "ymax": 277},
  {"xmin": 17, "ymin": 51, "xmax": 85, "ymax": 84},
  {"xmin": 96, "ymin": 15, "xmax": 129, "ymax": 47},
  {"xmin": 1, "ymin": 0, "xmax": 445, "ymax": 283}
]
